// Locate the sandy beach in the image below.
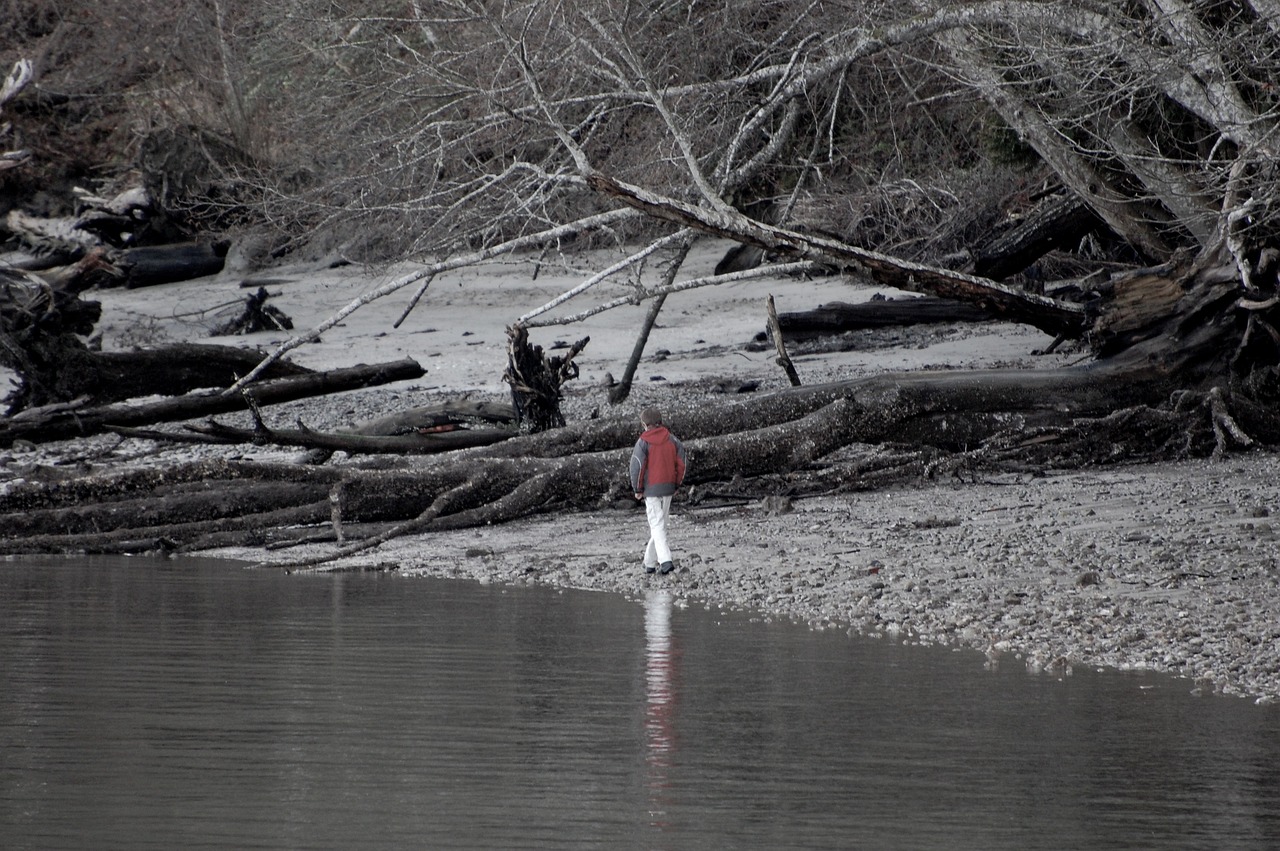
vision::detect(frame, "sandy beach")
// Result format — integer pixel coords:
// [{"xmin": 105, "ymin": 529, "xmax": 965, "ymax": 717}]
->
[{"xmin": 5, "ymin": 241, "xmax": 1279, "ymax": 704}]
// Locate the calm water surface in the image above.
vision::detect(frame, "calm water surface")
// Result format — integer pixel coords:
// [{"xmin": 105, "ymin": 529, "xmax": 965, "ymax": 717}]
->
[{"xmin": 1, "ymin": 556, "xmax": 1278, "ymax": 850}]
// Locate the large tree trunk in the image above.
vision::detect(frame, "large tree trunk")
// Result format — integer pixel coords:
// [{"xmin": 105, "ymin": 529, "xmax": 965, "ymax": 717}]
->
[
  {"xmin": 971, "ymin": 193, "xmax": 1102, "ymax": 281},
  {"xmin": 2, "ymin": 252, "xmax": 302, "ymax": 412},
  {"xmin": 0, "ymin": 356, "xmax": 1202, "ymax": 557},
  {"xmin": 776, "ymin": 297, "xmax": 996, "ymax": 341},
  {"xmin": 585, "ymin": 171, "xmax": 1089, "ymax": 338},
  {"xmin": 11, "ymin": 343, "xmax": 312, "ymax": 413},
  {"xmin": 0, "ymin": 357, "xmax": 425, "ymax": 446}
]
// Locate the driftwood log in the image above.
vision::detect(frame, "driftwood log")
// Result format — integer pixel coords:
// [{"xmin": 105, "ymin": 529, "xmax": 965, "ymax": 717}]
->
[
  {"xmin": 111, "ymin": 399, "xmax": 521, "ymax": 458},
  {"xmin": 775, "ymin": 296, "xmax": 997, "ymax": 340},
  {"xmin": 211, "ymin": 287, "xmax": 293, "ymax": 335},
  {"xmin": 13, "ymin": 342, "xmax": 313, "ymax": 413},
  {"xmin": 0, "ymin": 357, "xmax": 1243, "ymax": 558},
  {"xmin": 119, "ymin": 242, "xmax": 228, "ymax": 288},
  {"xmin": 0, "ymin": 357, "xmax": 425, "ymax": 446},
  {"xmin": 972, "ymin": 192, "xmax": 1103, "ymax": 281},
  {"xmin": 1, "ymin": 249, "xmax": 309, "ymax": 412}
]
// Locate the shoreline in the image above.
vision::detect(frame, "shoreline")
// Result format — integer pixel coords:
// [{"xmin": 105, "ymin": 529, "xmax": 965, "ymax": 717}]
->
[
  {"xmin": 203, "ymin": 452, "xmax": 1280, "ymax": 705},
  {"xmin": 6, "ymin": 244, "xmax": 1279, "ymax": 705}
]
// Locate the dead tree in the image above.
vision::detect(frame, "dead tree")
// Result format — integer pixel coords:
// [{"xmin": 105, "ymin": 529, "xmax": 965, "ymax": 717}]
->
[
  {"xmin": 774, "ymin": 297, "xmax": 997, "ymax": 341},
  {"xmin": 971, "ymin": 192, "xmax": 1103, "ymax": 281}
]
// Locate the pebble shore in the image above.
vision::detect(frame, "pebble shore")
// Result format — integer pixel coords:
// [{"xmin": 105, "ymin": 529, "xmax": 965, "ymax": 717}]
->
[
  {"xmin": 7, "ymin": 251, "xmax": 1276, "ymax": 707},
  {"xmin": 213, "ymin": 447, "xmax": 1280, "ymax": 706}
]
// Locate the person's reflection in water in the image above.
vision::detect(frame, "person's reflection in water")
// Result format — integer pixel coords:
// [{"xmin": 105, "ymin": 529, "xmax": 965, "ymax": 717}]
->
[{"xmin": 644, "ymin": 589, "xmax": 678, "ymax": 833}]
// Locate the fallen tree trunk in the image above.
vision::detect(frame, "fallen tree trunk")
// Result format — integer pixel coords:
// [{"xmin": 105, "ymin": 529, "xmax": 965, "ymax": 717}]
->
[
  {"xmin": 585, "ymin": 171, "xmax": 1089, "ymax": 338},
  {"xmin": 173, "ymin": 418, "xmax": 514, "ymax": 455},
  {"xmin": 109, "ymin": 399, "xmax": 520, "ymax": 460},
  {"xmin": 0, "ymin": 359, "xmax": 1187, "ymax": 556},
  {"xmin": 2, "ymin": 254, "xmax": 306, "ymax": 411},
  {"xmin": 972, "ymin": 192, "xmax": 1102, "ymax": 280},
  {"xmin": 17, "ymin": 343, "xmax": 312, "ymax": 411},
  {"xmin": 119, "ymin": 241, "xmax": 229, "ymax": 288},
  {"xmin": 776, "ymin": 296, "xmax": 996, "ymax": 339},
  {"xmin": 0, "ymin": 357, "xmax": 425, "ymax": 446}
]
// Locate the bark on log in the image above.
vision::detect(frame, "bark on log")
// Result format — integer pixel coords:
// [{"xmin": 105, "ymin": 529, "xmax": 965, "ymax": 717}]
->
[
  {"xmin": 210, "ymin": 287, "xmax": 293, "ymax": 335},
  {"xmin": 175, "ymin": 418, "xmax": 514, "ymax": 455},
  {"xmin": 22, "ymin": 343, "xmax": 312, "ymax": 410},
  {"xmin": 3, "ymin": 253, "xmax": 301, "ymax": 411},
  {"xmin": 120, "ymin": 242, "xmax": 229, "ymax": 288},
  {"xmin": 0, "ymin": 357, "xmax": 425, "ymax": 446},
  {"xmin": 767, "ymin": 294, "xmax": 802, "ymax": 386},
  {"xmin": 972, "ymin": 193, "xmax": 1102, "ymax": 280},
  {"xmin": 504, "ymin": 324, "xmax": 588, "ymax": 431},
  {"xmin": 776, "ymin": 296, "xmax": 996, "ymax": 339}
]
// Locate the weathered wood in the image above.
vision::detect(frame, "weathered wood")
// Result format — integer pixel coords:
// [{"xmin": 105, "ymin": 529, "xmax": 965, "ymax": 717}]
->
[
  {"xmin": 0, "ymin": 360, "xmax": 1184, "ymax": 556},
  {"xmin": 19, "ymin": 343, "xmax": 311, "ymax": 411},
  {"xmin": 2, "ymin": 254, "xmax": 299, "ymax": 411},
  {"xmin": 121, "ymin": 241, "xmax": 228, "ymax": 288},
  {"xmin": 0, "ymin": 60, "xmax": 33, "ymax": 172},
  {"xmin": 972, "ymin": 193, "xmax": 1102, "ymax": 280},
  {"xmin": 503, "ymin": 324, "xmax": 588, "ymax": 431},
  {"xmin": 585, "ymin": 171, "xmax": 1089, "ymax": 338},
  {"xmin": 178, "ymin": 418, "xmax": 514, "ymax": 455},
  {"xmin": 0, "ymin": 357, "xmax": 425, "ymax": 446},
  {"xmin": 211, "ymin": 287, "xmax": 293, "ymax": 335},
  {"xmin": 348, "ymin": 400, "xmax": 517, "ymax": 435},
  {"xmin": 776, "ymin": 296, "xmax": 996, "ymax": 339},
  {"xmin": 767, "ymin": 295, "xmax": 801, "ymax": 386}
]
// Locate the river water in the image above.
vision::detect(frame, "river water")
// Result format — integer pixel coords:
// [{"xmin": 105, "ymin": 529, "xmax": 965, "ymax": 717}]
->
[{"xmin": 1, "ymin": 556, "xmax": 1278, "ymax": 850}]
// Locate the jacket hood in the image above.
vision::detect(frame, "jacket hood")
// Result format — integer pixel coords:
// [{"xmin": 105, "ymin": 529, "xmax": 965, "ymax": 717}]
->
[{"xmin": 641, "ymin": 425, "xmax": 671, "ymax": 444}]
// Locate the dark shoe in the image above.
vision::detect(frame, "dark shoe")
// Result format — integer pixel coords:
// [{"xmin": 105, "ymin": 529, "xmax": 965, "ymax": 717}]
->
[
  {"xmin": 645, "ymin": 564, "xmax": 657, "ymax": 574},
  {"xmin": 659, "ymin": 561, "xmax": 674, "ymax": 575}
]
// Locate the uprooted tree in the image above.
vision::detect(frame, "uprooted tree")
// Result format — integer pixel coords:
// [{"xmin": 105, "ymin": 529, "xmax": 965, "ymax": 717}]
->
[{"xmin": 4, "ymin": 0, "xmax": 1280, "ymax": 559}]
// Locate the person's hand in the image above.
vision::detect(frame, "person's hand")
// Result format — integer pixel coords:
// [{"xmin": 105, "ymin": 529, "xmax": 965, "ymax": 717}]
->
[{"xmin": 634, "ymin": 493, "xmax": 644, "ymax": 500}]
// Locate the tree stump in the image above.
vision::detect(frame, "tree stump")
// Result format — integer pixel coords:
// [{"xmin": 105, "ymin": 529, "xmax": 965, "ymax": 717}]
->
[
  {"xmin": 503, "ymin": 324, "xmax": 588, "ymax": 432},
  {"xmin": 211, "ymin": 286, "xmax": 293, "ymax": 335}
]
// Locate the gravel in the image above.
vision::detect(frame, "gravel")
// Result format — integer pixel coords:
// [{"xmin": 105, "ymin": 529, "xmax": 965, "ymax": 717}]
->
[{"xmin": 201, "ymin": 382, "xmax": 1280, "ymax": 706}]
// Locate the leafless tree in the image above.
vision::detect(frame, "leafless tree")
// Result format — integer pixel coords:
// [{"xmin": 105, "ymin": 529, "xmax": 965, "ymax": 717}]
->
[{"xmin": 8, "ymin": 0, "xmax": 1280, "ymax": 557}]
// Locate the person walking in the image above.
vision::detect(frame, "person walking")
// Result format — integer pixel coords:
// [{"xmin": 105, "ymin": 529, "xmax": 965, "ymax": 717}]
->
[{"xmin": 629, "ymin": 408, "xmax": 687, "ymax": 575}]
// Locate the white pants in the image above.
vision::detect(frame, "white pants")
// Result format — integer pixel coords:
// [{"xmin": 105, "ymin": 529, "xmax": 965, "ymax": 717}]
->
[{"xmin": 644, "ymin": 495, "xmax": 673, "ymax": 567}]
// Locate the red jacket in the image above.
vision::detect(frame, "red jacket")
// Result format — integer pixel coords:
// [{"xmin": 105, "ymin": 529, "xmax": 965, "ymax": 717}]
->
[{"xmin": 629, "ymin": 426, "xmax": 687, "ymax": 497}]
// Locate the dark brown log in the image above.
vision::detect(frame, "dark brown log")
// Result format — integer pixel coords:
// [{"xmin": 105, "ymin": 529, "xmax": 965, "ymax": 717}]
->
[
  {"xmin": 0, "ymin": 357, "xmax": 425, "ymax": 446},
  {"xmin": 31, "ymin": 343, "xmax": 311, "ymax": 410},
  {"xmin": 2, "ymin": 253, "xmax": 303, "ymax": 412},
  {"xmin": 776, "ymin": 296, "xmax": 996, "ymax": 339},
  {"xmin": 120, "ymin": 241, "xmax": 228, "ymax": 288},
  {"xmin": 972, "ymin": 193, "xmax": 1101, "ymax": 280}
]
